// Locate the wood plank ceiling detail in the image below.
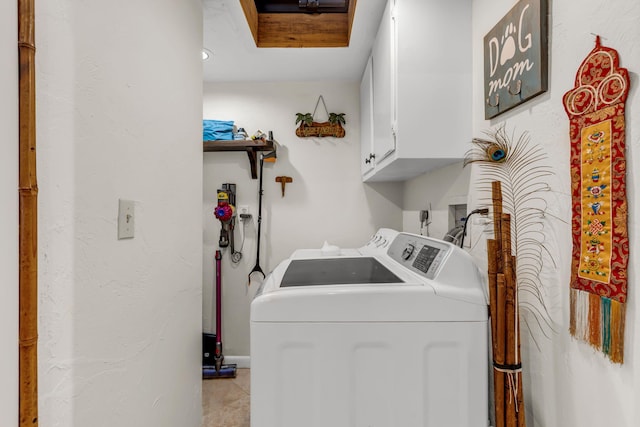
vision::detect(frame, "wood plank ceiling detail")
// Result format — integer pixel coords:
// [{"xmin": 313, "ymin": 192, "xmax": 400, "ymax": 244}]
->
[{"xmin": 240, "ymin": 0, "xmax": 357, "ymax": 48}]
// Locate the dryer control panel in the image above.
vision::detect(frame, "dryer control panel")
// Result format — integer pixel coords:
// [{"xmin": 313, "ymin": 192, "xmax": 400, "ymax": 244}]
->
[
  {"xmin": 387, "ymin": 233, "xmax": 452, "ymax": 280},
  {"xmin": 360, "ymin": 228, "xmax": 399, "ymax": 253}
]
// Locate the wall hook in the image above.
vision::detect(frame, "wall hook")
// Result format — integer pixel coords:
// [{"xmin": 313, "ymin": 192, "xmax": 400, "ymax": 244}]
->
[
  {"xmin": 508, "ymin": 80, "xmax": 522, "ymax": 95},
  {"xmin": 486, "ymin": 93, "xmax": 500, "ymax": 107},
  {"xmin": 275, "ymin": 176, "xmax": 293, "ymax": 197}
]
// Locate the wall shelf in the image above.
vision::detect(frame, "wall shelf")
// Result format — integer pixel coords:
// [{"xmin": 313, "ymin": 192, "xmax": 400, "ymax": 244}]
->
[{"xmin": 203, "ymin": 139, "xmax": 275, "ymax": 179}]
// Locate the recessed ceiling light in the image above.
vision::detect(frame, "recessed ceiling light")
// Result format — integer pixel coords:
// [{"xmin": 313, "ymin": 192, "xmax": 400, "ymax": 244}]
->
[{"xmin": 202, "ymin": 49, "xmax": 212, "ymax": 61}]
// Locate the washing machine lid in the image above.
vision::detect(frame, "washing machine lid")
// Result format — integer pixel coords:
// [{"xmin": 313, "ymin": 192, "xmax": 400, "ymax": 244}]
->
[
  {"xmin": 280, "ymin": 257, "xmax": 402, "ymax": 287},
  {"xmin": 252, "ymin": 258, "xmax": 486, "ymax": 323},
  {"xmin": 252, "ymin": 230, "xmax": 488, "ymax": 323}
]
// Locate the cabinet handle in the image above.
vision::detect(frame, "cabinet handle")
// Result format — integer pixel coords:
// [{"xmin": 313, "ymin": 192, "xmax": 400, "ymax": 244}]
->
[{"xmin": 365, "ymin": 153, "xmax": 376, "ymax": 164}]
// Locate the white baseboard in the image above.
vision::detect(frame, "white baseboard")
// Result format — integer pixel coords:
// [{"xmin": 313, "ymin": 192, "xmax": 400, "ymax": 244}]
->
[{"xmin": 225, "ymin": 355, "xmax": 250, "ymax": 368}]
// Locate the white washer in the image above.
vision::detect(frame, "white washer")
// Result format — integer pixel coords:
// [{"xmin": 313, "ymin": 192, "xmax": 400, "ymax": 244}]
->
[{"xmin": 251, "ymin": 229, "xmax": 488, "ymax": 427}]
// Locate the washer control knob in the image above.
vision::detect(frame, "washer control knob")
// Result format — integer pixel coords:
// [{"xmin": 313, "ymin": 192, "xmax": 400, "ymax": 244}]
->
[{"xmin": 401, "ymin": 244, "xmax": 415, "ymax": 260}]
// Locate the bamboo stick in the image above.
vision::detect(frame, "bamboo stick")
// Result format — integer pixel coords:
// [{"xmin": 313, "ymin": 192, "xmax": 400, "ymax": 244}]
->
[
  {"xmin": 495, "ymin": 273, "xmax": 507, "ymax": 427},
  {"xmin": 492, "ymin": 181, "xmax": 503, "ymax": 271},
  {"xmin": 18, "ymin": 0, "xmax": 39, "ymax": 425},
  {"xmin": 487, "ymin": 239, "xmax": 502, "ymax": 427},
  {"xmin": 489, "ymin": 181, "xmax": 529, "ymax": 427},
  {"xmin": 487, "ymin": 240, "xmax": 498, "ymax": 353},
  {"xmin": 504, "ymin": 272, "xmax": 517, "ymax": 427},
  {"xmin": 490, "ymin": 181, "xmax": 506, "ymax": 427},
  {"xmin": 501, "ymin": 214, "xmax": 516, "ymax": 427},
  {"xmin": 502, "ymin": 214, "xmax": 526, "ymax": 427},
  {"xmin": 514, "ymin": 253, "xmax": 526, "ymax": 427}
]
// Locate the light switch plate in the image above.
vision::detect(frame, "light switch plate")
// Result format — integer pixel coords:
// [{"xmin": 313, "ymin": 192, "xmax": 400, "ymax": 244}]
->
[{"xmin": 118, "ymin": 199, "xmax": 135, "ymax": 239}]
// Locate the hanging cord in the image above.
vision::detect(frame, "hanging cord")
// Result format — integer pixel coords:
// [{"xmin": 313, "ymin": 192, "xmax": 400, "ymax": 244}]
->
[
  {"xmin": 312, "ymin": 95, "xmax": 330, "ymax": 121},
  {"xmin": 460, "ymin": 208, "xmax": 490, "ymax": 248},
  {"xmin": 443, "ymin": 225, "xmax": 464, "ymax": 245}
]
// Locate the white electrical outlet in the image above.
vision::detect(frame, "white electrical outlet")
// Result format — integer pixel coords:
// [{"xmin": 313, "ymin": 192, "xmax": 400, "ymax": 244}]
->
[
  {"xmin": 118, "ymin": 199, "xmax": 135, "ymax": 239},
  {"xmin": 238, "ymin": 205, "xmax": 250, "ymax": 221}
]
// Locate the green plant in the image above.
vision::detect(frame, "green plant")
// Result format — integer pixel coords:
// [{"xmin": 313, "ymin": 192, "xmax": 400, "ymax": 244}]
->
[
  {"xmin": 328, "ymin": 113, "xmax": 346, "ymax": 125},
  {"xmin": 295, "ymin": 113, "xmax": 314, "ymax": 126}
]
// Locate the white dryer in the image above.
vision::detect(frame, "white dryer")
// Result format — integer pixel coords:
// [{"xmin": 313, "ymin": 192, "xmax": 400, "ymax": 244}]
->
[{"xmin": 250, "ymin": 229, "xmax": 488, "ymax": 427}]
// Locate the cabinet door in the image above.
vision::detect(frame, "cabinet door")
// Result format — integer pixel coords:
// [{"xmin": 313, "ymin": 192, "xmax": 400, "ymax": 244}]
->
[
  {"xmin": 360, "ymin": 55, "xmax": 375, "ymax": 176},
  {"xmin": 372, "ymin": 0, "xmax": 396, "ymax": 163}
]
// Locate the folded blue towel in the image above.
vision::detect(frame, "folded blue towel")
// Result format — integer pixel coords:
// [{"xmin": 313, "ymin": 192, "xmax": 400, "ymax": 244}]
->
[{"xmin": 203, "ymin": 119, "xmax": 234, "ymax": 141}]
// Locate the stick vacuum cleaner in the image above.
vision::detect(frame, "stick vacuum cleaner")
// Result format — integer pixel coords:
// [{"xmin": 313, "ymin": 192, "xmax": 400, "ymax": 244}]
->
[{"xmin": 203, "ymin": 250, "xmax": 237, "ymax": 379}]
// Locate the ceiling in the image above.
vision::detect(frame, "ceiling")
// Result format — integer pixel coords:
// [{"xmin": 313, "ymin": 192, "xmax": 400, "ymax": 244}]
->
[{"xmin": 202, "ymin": 0, "xmax": 386, "ymax": 82}]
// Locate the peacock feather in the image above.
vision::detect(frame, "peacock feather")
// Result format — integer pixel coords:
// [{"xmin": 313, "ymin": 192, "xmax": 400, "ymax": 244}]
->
[{"xmin": 465, "ymin": 125, "xmax": 559, "ymax": 345}]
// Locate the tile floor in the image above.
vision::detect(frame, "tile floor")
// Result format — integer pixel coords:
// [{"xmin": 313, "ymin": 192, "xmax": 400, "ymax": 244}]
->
[{"xmin": 202, "ymin": 368, "xmax": 250, "ymax": 427}]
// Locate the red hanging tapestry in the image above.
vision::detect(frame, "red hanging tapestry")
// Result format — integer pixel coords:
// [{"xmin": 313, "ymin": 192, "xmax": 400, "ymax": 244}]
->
[{"xmin": 562, "ymin": 36, "xmax": 629, "ymax": 363}]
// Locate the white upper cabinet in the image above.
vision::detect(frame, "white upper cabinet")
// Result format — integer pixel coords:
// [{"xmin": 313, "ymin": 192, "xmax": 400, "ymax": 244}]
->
[
  {"xmin": 361, "ymin": 0, "xmax": 472, "ymax": 182},
  {"xmin": 360, "ymin": 55, "xmax": 375, "ymax": 176},
  {"xmin": 371, "ymin": 0, "xmax": 396, "ymax": 166}
]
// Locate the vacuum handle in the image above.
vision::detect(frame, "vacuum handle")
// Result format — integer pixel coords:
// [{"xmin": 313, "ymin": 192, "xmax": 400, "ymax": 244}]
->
[{"xmin": 215, "ymin": 250, "xmax": 222, "ymax": 342}]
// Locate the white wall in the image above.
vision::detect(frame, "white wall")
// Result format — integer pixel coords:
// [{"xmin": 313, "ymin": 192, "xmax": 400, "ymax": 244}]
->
[
  {"xmin": 470, "ymin": 1, "xmax": 640, "ymax": 426},
  {"xmin": 402, "ymin": 162, "xmax": 471, "ymax": 241},
  {"xmin": 1, "ymin": 1, "xmax": 19, "ymax": 425},
  {"xmin": 37, "ymin": 1, "xmax": 203, "ymax": 426},
  {"xmin": 203, "ymin": 81, "xmax": 403, "ymax": 356}
]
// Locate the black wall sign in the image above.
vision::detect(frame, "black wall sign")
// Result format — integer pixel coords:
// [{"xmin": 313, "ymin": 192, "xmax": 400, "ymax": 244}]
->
[{"xmin": 483, "ymin": 0, "xmax": 548, "ymax": 119}]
